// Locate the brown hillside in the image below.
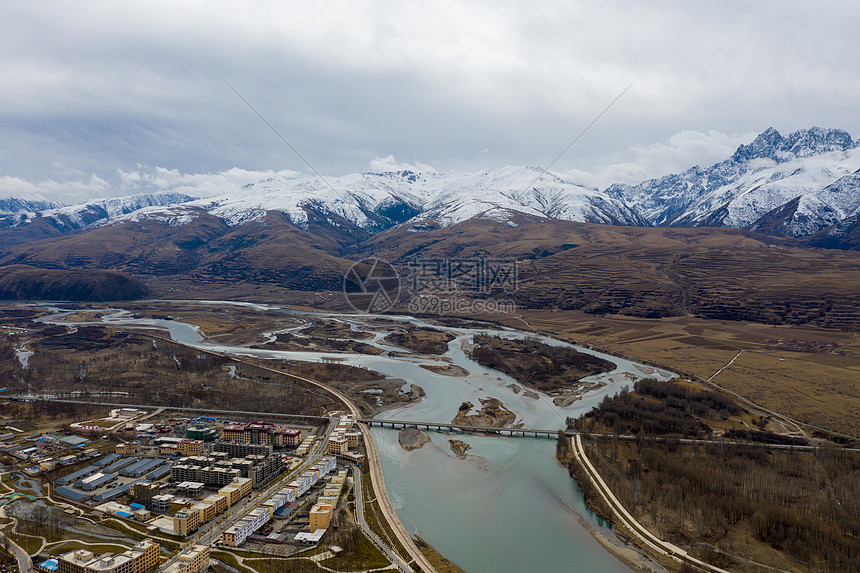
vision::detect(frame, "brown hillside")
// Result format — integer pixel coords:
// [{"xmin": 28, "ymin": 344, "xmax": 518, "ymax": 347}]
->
[
  {"xmin": 365, "ymin": 218, "xmax": 860, "ymax": 330},
  {"xmin": 0, "ymin": 209, "xmax": 356, "ymax": 291},
  {"xmin": 0, "ymin": 265, "xmax": 149, "ymax": 301}
]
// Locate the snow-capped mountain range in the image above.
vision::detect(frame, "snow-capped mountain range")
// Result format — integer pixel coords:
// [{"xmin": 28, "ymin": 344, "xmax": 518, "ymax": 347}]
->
[
  {"xmin": 606, "ymin": 127, "xmax": 860, "ymax": 235},
  {"xmin": 3, "ymin": 126, "xmax": 859, "ymax": 244}
]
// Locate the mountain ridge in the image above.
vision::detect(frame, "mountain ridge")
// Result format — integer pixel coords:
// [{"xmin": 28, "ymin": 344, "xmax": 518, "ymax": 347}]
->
[{"xmin": 1, "ymin": 126, "xmax": 858, "ymax": 248}]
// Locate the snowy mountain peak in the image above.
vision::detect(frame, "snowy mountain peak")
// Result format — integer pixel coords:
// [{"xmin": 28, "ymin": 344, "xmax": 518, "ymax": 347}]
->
[
  {"xmin": 2, "ymin": 127, "xmax": 858, "ymax": 245},
  {"xmin": 732, "ymin": 126, "xmax": 855, "ymax": 163},
  {"xmin": 606, "ymin": 127, "xmax": 860, "ymax": 235}
]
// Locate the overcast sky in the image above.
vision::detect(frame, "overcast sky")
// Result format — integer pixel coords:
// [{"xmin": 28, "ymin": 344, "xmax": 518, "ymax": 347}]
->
[{"xmin": 2, "ymin": 1, "xmax": 859, "ymax": 203}]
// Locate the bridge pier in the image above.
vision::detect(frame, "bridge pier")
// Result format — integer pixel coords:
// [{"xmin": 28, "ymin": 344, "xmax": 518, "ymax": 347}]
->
[{"xmin": 360, "ymin": 419, "xmax": 561, "ymax": 440}]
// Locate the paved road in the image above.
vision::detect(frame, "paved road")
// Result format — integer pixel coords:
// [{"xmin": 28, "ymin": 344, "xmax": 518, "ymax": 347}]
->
[
  {"xmin": 359, "ymin": 422, "xmax": 438, "ymax": 573},
  {"xmin": 0, "ymin": 527, "xmax": 33, "ymax": 573},
  {"xmin": 570, "ymin": 434, "xmax": 730, "ymax": 573},
  {"xmin": 352, "ymin": 466, "xmax": 411, "ymax": 572},
  {"xmin": 580, "ymin": 432, "xmax": 860, "ymax": 452},
  {"xmin": 707, "ymin": 349, "xmax": 745, "ymax": 382},
  {"xmin": 237, "ymin": 357, "xmax": 439, "ymax": 573}
]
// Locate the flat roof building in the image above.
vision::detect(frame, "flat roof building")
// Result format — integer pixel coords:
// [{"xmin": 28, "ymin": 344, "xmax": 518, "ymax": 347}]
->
[
  {"xmin": 309, "ymin": 502, "xmax": 334, "ymax": 532},
  {"xmin": 175, "ymin": 481, "xmax": 205, "ymax": 497},
  {"xmin": 58, "ymin": 549, "xmax": 134, "ymax": 573},
  {"xmin": 173, "ymin": 509, "xmax": 200, "ymax": 536},
  {"xmin": 164, "ymin": 545, "xmax": 209, "ymax": 573},
  {"xmin": 294, "ymin": 529, "xmax": 326, "ymax": 545},
  {"xmin": 123, "ymin": 540, "xmax": 159, "ymax": 573},
  {"xmin": 151, "ymin": 494, "xmax": 174, "ymax": 513},
  {"xmin": 115, "ymin": 443, "xmax": 140, "ymax": 455},
  {"xmin": 58, "ymin": 436, "xmax": 89, "ymax": 448},
  {"xmin": 203, "ymin": 493, "xmax": 228, "ymax": 514}
]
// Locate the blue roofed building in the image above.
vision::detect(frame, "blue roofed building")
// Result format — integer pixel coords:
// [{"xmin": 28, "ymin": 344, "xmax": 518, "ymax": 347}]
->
[
  {"xmin": 93, "ymin": 453, "xmax": 120, "ymax": 467},
  {"xmin": 55, "ymin": 465, "xmax": 99, "ymax": 486},
  {"xmin": 54, "ymin": 486, "xmax": 92, "ymax": 503},
  {"xmin": 58, "ymin": 436, "xmax": 89, "ymax": 448},
  {"xmin": 145, "ymin": 465, "xmax": 171, "ymax": 480},
  {"xmin": 37, "ymin": 558, "xmax": 58, "ymax": 572}
]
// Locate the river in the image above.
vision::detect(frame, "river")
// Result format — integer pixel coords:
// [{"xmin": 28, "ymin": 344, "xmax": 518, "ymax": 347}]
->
[{"xmin": 34, "ymin": 302, "xmax": 675, "ymax": 572}]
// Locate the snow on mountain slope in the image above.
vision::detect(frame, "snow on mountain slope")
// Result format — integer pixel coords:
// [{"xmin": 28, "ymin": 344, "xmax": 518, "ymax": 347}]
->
[
  {"xmin": 5, "ymin": 127, "xmax": 858, "ymax": 244},
  {"xmin": 0, "ymin": 197, "xmax": 60, "ymax": 216},
  {"xmin": 185, "ymin": 171, "xmax": 429, "ymax": 230},
  {"xmin": 607, "ymin": 127, "xmax": 860, "ymax": 236},
  {"xmin": 114, "ymin": 204, "xmax": 205, "ymax": 228},
  {"xmin": 677, "ymin": 148, "xmax": 860, "ymax": 231},
  {"xmin": 750, "ymin": 168, "xmax": 860, "ymax": 238},
  {"xmin": 125, "ymin": 166, "xmax": 640, "ymax": 231},
  {"xmin": 412, "ymin": 165, "xmax": 645, "ymax": 227},
  {"xmin": 19, "ymin": 191, "xmax": 196, "ymax": 232}
]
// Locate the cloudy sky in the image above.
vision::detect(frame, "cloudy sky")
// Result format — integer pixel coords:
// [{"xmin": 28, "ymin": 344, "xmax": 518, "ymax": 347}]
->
[{"xmin": 2, "ymin": 1, "xmax": 858, "ymax": 203}]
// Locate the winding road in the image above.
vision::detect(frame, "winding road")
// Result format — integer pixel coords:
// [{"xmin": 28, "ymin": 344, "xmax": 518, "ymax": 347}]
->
[{"xmin": 569, "ymin": 434, "xmax": 730, "ymax": 573}]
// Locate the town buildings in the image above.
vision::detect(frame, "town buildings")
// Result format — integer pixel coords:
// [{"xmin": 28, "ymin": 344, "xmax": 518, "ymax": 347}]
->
[
  {"xmin": 221, "ymin": 422, "xmax": 302, "ymax": 447},
  {"xmin": 309, "ymin": 501, "xmax": 334, "ymax": 531},
  {"xmin": 163, "ymin": 545, "xmax": 210, "ymax": 573},
  {"xmin": 115, "ymin": 442, "xmax": 140, "ymax": 455},
  {"xmin": 58, "ymin": 540, "xmax": 158, "ymax": 573}
]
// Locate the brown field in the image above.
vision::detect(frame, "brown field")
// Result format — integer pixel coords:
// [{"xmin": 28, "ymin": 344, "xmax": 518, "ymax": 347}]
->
[
  {"xmin": 467, "ymin": 334, "xmax": 614, "ymax": 396},
  {"xmin": 419, "ymin": 363, "xmax": 469, "ymax": 377},
  {"xmin": 254, "ymin": 333, "xmax": 383, "ymax": 355},
  {"xmin": 479, "ymin": 309, "xmax": 860, "ymax": 436},
  {"xmin": 257, "ymin": 359, "xmax": 418, "ymax": 417},
  {"xmin": 382, "ymin": 326, "xmax": 454, "ymax": 354},
  {"xmin": 57, "ymin": 310, "xmax": 112, "ymax": 322},
  {"xmin": 0, "ymin": 321, "xmax": 346, "ymax": 416},
  {"xmin": 561, "ymin": 378, "xmax": 860, "ymax": 572}
]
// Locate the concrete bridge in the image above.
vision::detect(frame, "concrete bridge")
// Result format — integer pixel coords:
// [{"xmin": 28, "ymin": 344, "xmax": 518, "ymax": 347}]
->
[{"xmin": 360, "ymin": 418, "xmax": 562, "ymax": 439}]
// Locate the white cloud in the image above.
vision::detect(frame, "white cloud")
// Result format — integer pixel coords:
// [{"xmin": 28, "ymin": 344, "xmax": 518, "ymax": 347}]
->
[
  {"xmin": 0, "ymin": 1, "xmax": 858, "ymax": 197},
  {"xmin": 559, "ymin": 130, "xmax": 758, "ymax": 189},
  {"xmin": 368, "ymin": 155, "xmax": 436, "ymax": 173},
  {"xmin": 116, "ymin": 167, "xmax": 301, "ymax": 198},
  {"xmin": 0, "ymin": 174, "xmax": 110, "ymax": 204}
]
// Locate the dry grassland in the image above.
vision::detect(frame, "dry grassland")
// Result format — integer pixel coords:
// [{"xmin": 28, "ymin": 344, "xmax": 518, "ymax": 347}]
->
[{"xmin": 481, "ymin": 309, "xmax": 860, "ymax": 436}]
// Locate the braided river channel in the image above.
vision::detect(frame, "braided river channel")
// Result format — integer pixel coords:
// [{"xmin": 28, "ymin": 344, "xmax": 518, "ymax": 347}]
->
[{"xmin": 37, "ymin": 302, "xmax": 676, "ymax": 573}]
